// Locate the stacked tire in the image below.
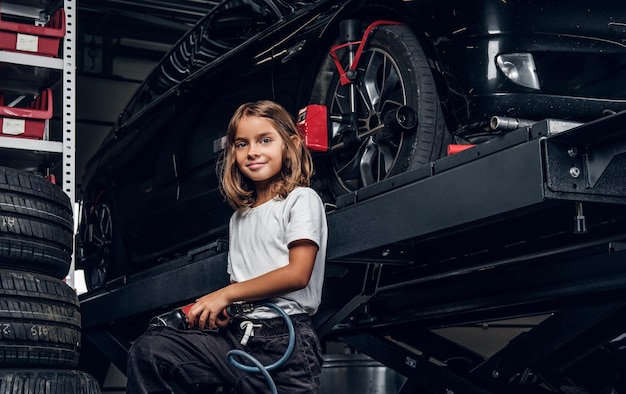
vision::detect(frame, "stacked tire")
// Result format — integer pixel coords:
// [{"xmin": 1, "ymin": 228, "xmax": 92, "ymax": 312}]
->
[{"xmin": 0, "ymin": 167, "xmax": 100, "ymax": 394}]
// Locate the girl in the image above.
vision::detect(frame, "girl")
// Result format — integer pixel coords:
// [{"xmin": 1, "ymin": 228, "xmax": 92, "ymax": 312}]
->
[{"xmin": 126, "ymin": 100, "xmax": 327, "ymax": 393}]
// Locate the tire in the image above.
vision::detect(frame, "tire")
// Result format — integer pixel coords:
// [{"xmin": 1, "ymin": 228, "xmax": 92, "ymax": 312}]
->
[
  {"xmin": 313, "ymin": 23, "xmax": 450, "ymax": 197},
  {"xmin": 0, "ymin": 369, "xmax": 100, "ymax": 394},
  {"xmin": 0, "ymin": 269, "xmax": 81, "ymax": 368},
  {"xmin": 0, "ymin": 167, "xmax": 73, "ymax": 279},
  {"xmin": 79, "ymin": 198, "xmax": 126, "ymax": 291}
]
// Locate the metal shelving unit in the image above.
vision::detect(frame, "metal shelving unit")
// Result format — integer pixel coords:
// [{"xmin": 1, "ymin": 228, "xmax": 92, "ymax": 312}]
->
[{"xmin": 0, "ymin": 0, "xmax": 76, "ymax": 283}]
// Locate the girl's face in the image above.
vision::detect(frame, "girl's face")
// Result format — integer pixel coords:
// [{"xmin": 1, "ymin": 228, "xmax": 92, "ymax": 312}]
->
[{"xmin": 234, "ymin": 115, "xmax": 288, "ymax": 190}]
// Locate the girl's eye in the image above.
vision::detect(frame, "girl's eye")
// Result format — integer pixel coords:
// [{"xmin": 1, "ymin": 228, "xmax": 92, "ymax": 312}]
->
[
  {"xmin": 260, "ymin": 137, "xmax": 272, "ymax": 144},
  {"xmin": 235, "ymin": 141, "xmax": 247, "ymax": 149}
]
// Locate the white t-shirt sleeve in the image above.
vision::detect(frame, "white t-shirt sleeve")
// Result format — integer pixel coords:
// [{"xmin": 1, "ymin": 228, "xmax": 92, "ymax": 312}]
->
[{"xmin": 284, "ymin": 187, "xmax": 325, "ymax": 249}]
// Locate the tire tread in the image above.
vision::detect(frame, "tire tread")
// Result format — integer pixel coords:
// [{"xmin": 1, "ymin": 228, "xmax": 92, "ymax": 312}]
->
[
  {"xmin": 0, "ymin": 167, "xmax": 73, "ymax": 279},
  {"xmin": 0, "ymin": 270, "xmax": 81, "ymax": 368}
]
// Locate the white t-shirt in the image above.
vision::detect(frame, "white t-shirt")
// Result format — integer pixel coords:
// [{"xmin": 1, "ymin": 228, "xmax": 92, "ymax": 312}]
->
[{"xmin": 227, "ymin": 187, "xmax": 327, "ymax": 318}]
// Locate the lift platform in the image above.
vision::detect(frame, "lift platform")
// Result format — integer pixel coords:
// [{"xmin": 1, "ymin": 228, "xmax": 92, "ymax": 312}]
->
[{"xmin": 79, "ymin": 110, "xmax": 626, "ymax": 393}]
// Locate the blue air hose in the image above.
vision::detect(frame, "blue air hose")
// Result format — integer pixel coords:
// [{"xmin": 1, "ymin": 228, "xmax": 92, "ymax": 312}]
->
[{"xmin": 226, "ymin": 302, "xmax": 295, "ymax": 394}]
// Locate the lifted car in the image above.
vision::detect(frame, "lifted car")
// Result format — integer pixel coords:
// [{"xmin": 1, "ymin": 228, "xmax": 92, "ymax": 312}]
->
[{"xmin": 76, "ymin": 0, "xmax": 626, "ymax": 290}]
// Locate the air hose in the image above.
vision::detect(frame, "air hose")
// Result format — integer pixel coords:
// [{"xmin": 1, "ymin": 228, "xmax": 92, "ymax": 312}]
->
[{"xmin": 226, "ymin": 302, "xmax": 295, "ymax": 394}]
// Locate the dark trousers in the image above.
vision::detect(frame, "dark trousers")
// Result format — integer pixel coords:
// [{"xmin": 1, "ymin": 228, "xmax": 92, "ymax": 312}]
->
[{"xmin": 126, "ymin": 314, "xmax": 323, "ymax": 394}]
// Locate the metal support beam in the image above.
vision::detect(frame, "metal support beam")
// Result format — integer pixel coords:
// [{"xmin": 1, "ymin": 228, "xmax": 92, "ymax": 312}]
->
[
  {"xmin": 387, "ymin": 324, "xmax": 486, "ymax": 372},
  {"xmin": 470, "ymin": 302, "xmax": 626, "ymax": 390},
  {"xmin": 327, "ymin": 137, "xmax": 548, "ymax": 262},
  {"xmin": 346, "ymin": 244, "xmax": 626, "ymax": 331},
  {"xmin": 314, "ymin": 263, "xmax": 382, "ymax": 338}
]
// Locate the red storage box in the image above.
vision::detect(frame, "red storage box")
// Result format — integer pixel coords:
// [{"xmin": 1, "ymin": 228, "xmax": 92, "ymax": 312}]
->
[
  {"xmin": 0, "ymin": 7, "xmax": 65, "ymax": 57},
  {"xmin": 0, "ymin": 88, "xmax": 52, "ymax": 139}
]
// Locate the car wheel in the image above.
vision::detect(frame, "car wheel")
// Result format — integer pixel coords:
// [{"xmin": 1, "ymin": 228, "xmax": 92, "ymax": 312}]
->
[
  {"xmin": 314, "ymin": 23, "xmax": 449, "ymax": 197},
  {"xmin": 0, "ymin": 369, "xmax": 100, "ymax": 394},
  {"xmin": 0, "ymin": 167, "xmax": 73, "ymax": 279},
  {"xmin": 81, "ymin": 200, "xmax": 125, "ymax": 291},
  {"xmin": 0, "ymin": 269, "xmax": 81, "ymax": 368}
]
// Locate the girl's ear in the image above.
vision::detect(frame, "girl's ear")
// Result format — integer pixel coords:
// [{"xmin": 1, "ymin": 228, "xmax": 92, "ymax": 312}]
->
[{"xmin": 290, "ymin": 133, "xmax": 301, "ymax": 147}]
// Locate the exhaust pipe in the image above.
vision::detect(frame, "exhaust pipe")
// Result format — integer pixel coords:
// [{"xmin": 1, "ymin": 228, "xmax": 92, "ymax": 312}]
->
[{"xmin": 490, "ymin": 116, "xmax": 535, "ymax": 132}]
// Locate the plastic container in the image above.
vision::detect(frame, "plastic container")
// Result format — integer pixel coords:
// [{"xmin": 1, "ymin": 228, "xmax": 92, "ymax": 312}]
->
[
  {"xmin": 0, "ymin": 88, "xmax": 52, "ymax": 139},
  {"xmin": 0, "ymin": 7, "xmax": 65, "ymax": 57}
]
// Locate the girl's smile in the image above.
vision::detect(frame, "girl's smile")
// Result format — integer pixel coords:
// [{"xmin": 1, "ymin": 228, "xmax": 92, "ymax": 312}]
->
[{"xmin": 246, "ymin": 162, "xmax": 267, "ymax": 171}]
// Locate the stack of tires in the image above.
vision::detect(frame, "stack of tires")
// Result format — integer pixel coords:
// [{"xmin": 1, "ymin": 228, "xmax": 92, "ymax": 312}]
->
[{"xmin": 0, "ymin": 167, "xmax": 100, "ymax": 393}]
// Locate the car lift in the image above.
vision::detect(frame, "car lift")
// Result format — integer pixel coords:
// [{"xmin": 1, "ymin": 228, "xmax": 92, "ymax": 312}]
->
[{"xmin": 79, "ymin": 110, "xmax": 626, "ymax": 392}]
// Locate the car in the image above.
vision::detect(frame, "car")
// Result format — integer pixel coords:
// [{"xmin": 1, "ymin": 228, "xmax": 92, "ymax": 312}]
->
[{"xmin": 76, "ymin": 0, "xmax": 626, "ymax": 290}]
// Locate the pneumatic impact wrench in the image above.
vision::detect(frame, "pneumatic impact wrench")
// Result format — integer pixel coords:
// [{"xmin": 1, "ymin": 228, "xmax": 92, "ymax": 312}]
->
[{"xmin": 148, "ymin": 301, "xmax": 256, "ymax": 330}]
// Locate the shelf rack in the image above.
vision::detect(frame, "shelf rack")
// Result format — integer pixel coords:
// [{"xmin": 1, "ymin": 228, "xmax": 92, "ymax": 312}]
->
[{"xmin": 0, "ymin": 0, "xmax": 76, "ymax": 284}]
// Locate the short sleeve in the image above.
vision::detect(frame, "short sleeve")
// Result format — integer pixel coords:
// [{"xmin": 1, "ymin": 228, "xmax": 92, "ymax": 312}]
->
[{"xmin": 285, "ymin": 188, "xmax": 325, "ymax": 249}]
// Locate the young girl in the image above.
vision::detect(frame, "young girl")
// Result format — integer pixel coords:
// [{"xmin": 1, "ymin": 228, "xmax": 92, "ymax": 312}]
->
[{"xmin": 126, "ymin": 100, "xmax": 327, "ymax": 393}]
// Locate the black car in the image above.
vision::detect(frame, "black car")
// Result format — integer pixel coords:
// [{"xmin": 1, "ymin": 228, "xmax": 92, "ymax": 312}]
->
[{"xmin": 76, "ymin": 0, "xmax": 626, "ymax": 290}]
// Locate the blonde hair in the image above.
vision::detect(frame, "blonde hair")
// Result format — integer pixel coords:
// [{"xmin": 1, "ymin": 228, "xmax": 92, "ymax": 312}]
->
[{"xmin": 218, "ymin": 100, "xmax": 314, "ymax": 210}]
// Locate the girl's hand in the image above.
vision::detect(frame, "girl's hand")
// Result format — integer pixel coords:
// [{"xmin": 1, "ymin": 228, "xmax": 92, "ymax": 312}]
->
[{"xmin": 186, "ymin": 289, "xmax": 232, "ymax": 330}]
